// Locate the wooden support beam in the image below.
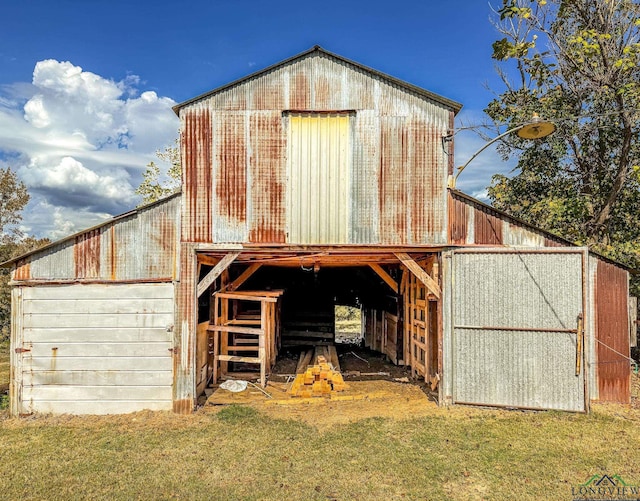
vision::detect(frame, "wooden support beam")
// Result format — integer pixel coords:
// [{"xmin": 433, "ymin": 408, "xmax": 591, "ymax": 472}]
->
[
  {"xmin": 369, "ymin": 263, "xmax": 398, "ymax": 292},
  {"xmin": 394, "ymin": 252, "xmax": 441, "ymax": 299},
  {"xmin": 197, "ymin": 252, "xmax": 240, "ymax": 298},
  {"xmin": 225, "ymin": 264, "xmax": 262, "ymax": 292},
  {"xmin": 197, "ymin": 254, "xmax": 221, "ymax": 266}
]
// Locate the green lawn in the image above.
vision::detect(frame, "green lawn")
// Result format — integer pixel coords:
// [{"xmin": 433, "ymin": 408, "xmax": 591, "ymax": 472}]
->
[
  {"xmin": 0, "ymin": 340, "xmax": 9, "ymax": 410},
  {"xmin": 1, "ymin": 343, "xmax": 639, "ymax": 500}
]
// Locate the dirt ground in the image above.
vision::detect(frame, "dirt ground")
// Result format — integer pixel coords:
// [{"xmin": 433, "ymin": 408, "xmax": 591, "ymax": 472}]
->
[
  {"xmin": 202, "ymin": 344, "xmax": 640, "ymax": 429},
  {"xmin": 203, "ymin": 343, "xmax": 445, "ymax": 428}
]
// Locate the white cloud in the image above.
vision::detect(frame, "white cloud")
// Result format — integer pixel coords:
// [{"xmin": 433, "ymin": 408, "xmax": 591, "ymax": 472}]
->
[
  {"xmin": 452, "ymin": 108, "xmax": 518, "ymax": 197},
  {"xmin": 0, "ymin": 59, "xmax": 179, "ymax": 239}
]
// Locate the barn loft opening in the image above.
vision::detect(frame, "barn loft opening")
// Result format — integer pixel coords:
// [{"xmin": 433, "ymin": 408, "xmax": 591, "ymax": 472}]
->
[{"xmin": 194, "ymin": 250, "xmax": 441, "ymax": 402}]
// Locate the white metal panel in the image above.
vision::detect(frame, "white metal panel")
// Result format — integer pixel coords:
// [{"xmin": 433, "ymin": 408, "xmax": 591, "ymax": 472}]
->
[
  {"xmin": 17, "ymin": 283, "xmax": 174, "ymax": 415},
  {"xmin": 450, "ymin": 250, "xmax": 586, "ymax": 412},
  {"xmin": 287, "ymin": 113, "xmax": 350, "ymax": 244}
]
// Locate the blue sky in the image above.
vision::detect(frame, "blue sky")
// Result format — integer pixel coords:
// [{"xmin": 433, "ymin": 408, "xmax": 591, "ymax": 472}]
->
[{"xmin": 0, "ymin": 0, "xmax": 515, "ymax": 238}]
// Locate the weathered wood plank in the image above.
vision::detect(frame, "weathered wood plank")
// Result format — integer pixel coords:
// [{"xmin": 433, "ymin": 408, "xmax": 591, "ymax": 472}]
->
[
  {"xmin": 23, "ymin": 328, "xmax": 172, "ymax": 343},
  {"xmin": 213, "ymin": 292, "xmax": 278, "ymax": 302},
  {"xmin": 224, "ymin": 264, "xmax": 262, "ymax": 292},
  {"xmin": 23, "ymin": 385, "xmax": 173, "ymax": 401},
  {"xmin": 395, "ymin": 252, "xmax": 441, "ymax": 298},
  {"xmin": 23, "ymin": 283, "xmax": 174, "ymax": 301},
  {"xmin": 27, "ymin": 342, "xmax": 172, "ymax": 358},
  {"xmin": 28, "ymin": 357, "xmax": 172, "ymax": 371},
  {"xmin": 25, "ymin": 400, "xmax": 172, "ymax": 415},
  {"xmin": 217, "ymin": 355, "xmax": 261, "ymax": 363},
  {"xmin": 23, "ymin": 313, "xmax": 174, "ymax": 329},
  {"xmin": 24, "ymin": 370, "xmax": 172, "ymax": 387},
  {"xmin": 23, "ymin": 298, "xmax": 175, "ymax": 315},
  {"xmin": 208, "ymin": 325, "xmax": 264, "ymax": 335},
  {"xmin": 197, "ymin": 252, "xmax": 240, "ymax": 297},
  {"xmin": 369, "ymin": 264, "xmax": 398, "ymax": 292}
]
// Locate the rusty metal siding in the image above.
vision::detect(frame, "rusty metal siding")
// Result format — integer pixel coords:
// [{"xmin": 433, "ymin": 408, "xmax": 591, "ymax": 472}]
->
[
  {"xmin": 448, "ymin": 191, "xmax": 468, "ymax": 244},
  {"xmin": 449, "ymin": 250, "xmax": 586, "ymax": 411},
  {"xmin": 502, "ymin": 222, "xmax": 545, "ymax": 247},
  {"xmin": 28, "ymin": 241, "xmax": 75, "ymax": 280},
  {"xmin": 248, "ymin": 112, "xmax": 286, "ymax": 243},
  {"xmin": 14, "ymin": 195, "xmax": 179, "ymax": 282},
  {"xmin": 108, "ymin": 199, "xmax": 179, "ymax": 280},
  {"xmin": 595, "ymin": 258, "xmax": 630, "ymax": 403},
  {"xmin": 447, "ymin": 191, "xmax": 572, "ymax": 248},
  {"xmin": 74, "ymin": 229, "xmax": 100, "ymax": 278},
  {"xmin": 212, "ymin": 111, "xmax": 248, "ymax": 243},
  {"xmin": 180, "ymin": 51, "xmax": 451, "ymax": 245},
  {"xmin": 181, "ymin": 108, "xmax": 212, "ymax": 243},
  {"xmin": 474, "ymin": 206, "xmax": 503, "ymax": 245},
  {"xmin": 350, "ymin": 111, "xmax": 380, "ymax": 243}
]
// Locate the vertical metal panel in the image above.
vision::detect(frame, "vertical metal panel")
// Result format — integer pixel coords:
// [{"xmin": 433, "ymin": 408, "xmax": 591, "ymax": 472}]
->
[
  {"xmin": 287, "ymin": 113, "xmax": 350, "ymax": 244},
  {"xmin": 28, "ymin": 241, "xmax": 75, "ymax": 279},
  {"xmin": 379, "ymin": 116, "xmax": 407, "ymax": 244},
  {"xmin": 451, "ymin": 251, "xmax": 585, "ymax": 411},
  {"xmin": 595, "ymin": 258, "xmax": 630, "ymax": 403},
  {"xmin": 448, "ymin": 191, "xmax": 468, "ymax": 244},
  {"xmin": 74, "ymin": 229, "xmax": 100, "ymax": 278},
  {"xmin": 474, "ymin": 207, "xmax": 503, "ymax": 245},
  {"xmin": 181, "ymin": 108, "xmax": 212, "ymax": 243},
  {"xmin": 10, "ymin": 287, "xmax": 23, "ymax": 416},
  {"xmin": 587, "ymin": 255, "xmax": 598, "ymax": 401},
  {"xmin": 174, "ymin": 242, "xmax": 197, "ymax": 413},
  {"xmin": 502, "ymin": 222, "xmax": 545, "ymax": 247},
  {"xmin": 110, "ymin": 197, "xmax": 179, "ymax": 280},
  {"xmin": 350, "ymin": 110, "xmax": 380, "ymax": 243},
  {"xmin": 13, "ymin": 260, "xmax": 30, "ymax": 281},
  {"xmin": 212, "ymin": 111, "xmax": 248, "ymax": 243},
  {"xmin": 248, "ymin": 112, "xmax": 286, "ymax": 243}
]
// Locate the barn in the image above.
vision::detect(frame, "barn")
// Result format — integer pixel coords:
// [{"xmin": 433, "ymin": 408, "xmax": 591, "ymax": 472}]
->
[{"xmin": 4, "ymin": 46, "xmax": 633, "ymax": 415}]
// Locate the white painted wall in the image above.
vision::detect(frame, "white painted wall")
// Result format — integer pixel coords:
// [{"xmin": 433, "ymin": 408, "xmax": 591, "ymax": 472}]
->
[{"xmin": 13, "ymin": 283, "xmax": 174, "ymax": 415}]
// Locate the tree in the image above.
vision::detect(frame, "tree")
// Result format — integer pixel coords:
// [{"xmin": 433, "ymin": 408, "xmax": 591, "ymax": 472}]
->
[
  {"xmin": 135, "ymin": 140, "xmax": 181, "ymax": 205},
  {"xmin": 485, "ymin": 0, "xmax": 640, "ymax": 267},
  {"xmin": 0, "ymin": 167, "xmax": 49, "ymax": 340}
]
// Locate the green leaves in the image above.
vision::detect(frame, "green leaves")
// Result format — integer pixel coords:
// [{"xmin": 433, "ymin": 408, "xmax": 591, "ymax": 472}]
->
[
  {"xmin": 135, "ymin": 139, "xmax": 181, "ymax": 206},
  {"xmin": 486, "ymin": 0, "xmax": 640, "ymax": 271}
]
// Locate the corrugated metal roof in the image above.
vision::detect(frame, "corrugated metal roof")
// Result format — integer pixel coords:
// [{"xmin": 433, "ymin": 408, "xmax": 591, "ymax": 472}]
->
[{"xmin": 172, "ymin": 46, "xmax": 463, "ymax": 116}]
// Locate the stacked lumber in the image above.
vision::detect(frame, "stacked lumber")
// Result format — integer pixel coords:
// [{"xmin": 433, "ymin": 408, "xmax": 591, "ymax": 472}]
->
[{"xmin": 289, "ymin": 353, "xmax": 346, "ymax": 398}]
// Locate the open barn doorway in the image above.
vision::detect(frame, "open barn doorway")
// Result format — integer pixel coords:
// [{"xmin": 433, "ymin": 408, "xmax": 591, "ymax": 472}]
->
[{"xmin": 193, "ymin": 251, "xmax": 442, "ymax": 404}]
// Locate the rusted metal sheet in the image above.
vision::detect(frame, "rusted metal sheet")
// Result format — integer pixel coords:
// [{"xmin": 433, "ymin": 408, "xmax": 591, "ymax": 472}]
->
[
  {"xmin": 474, "ymin": 206, "xmax": 503, "ymax": 245},
  {"xmin": 448, "ymin": 191, "xmax": 468, "ymax": 244},
  {"xmin": 447, "ymin": 190, "xmax": 572, "ymax": 248},
  {"xmin": 74, "ymin": 229, "xmax": 100, "ymax": 278},
  {"xmin": 595, "ymin": 258, "xmax": 630, "ymax": 403},
  {"xmin": 13, "ymin": 260, "xmax": 30, "ymax": 281},
  {"xmin": 182, "ymin": 108, "xmax": 212, "ymax": 243},
  {"xmin": 109, "ymin": 197, "xmax": 179, "ymax": 280},
  {"xmin": 13, "ymin": 195, "xmax": 179, "ymax": 283},
  {"xmin": 180, "ymin": 50, "xmax": 452, "ymax": 246},
  {"xmin": 212, "ymin": 112, "xmax": 247, "ymax": 243},
  {"xmin": 248, "ymin": 112, "xmax": 286, "ymax": 243}
]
